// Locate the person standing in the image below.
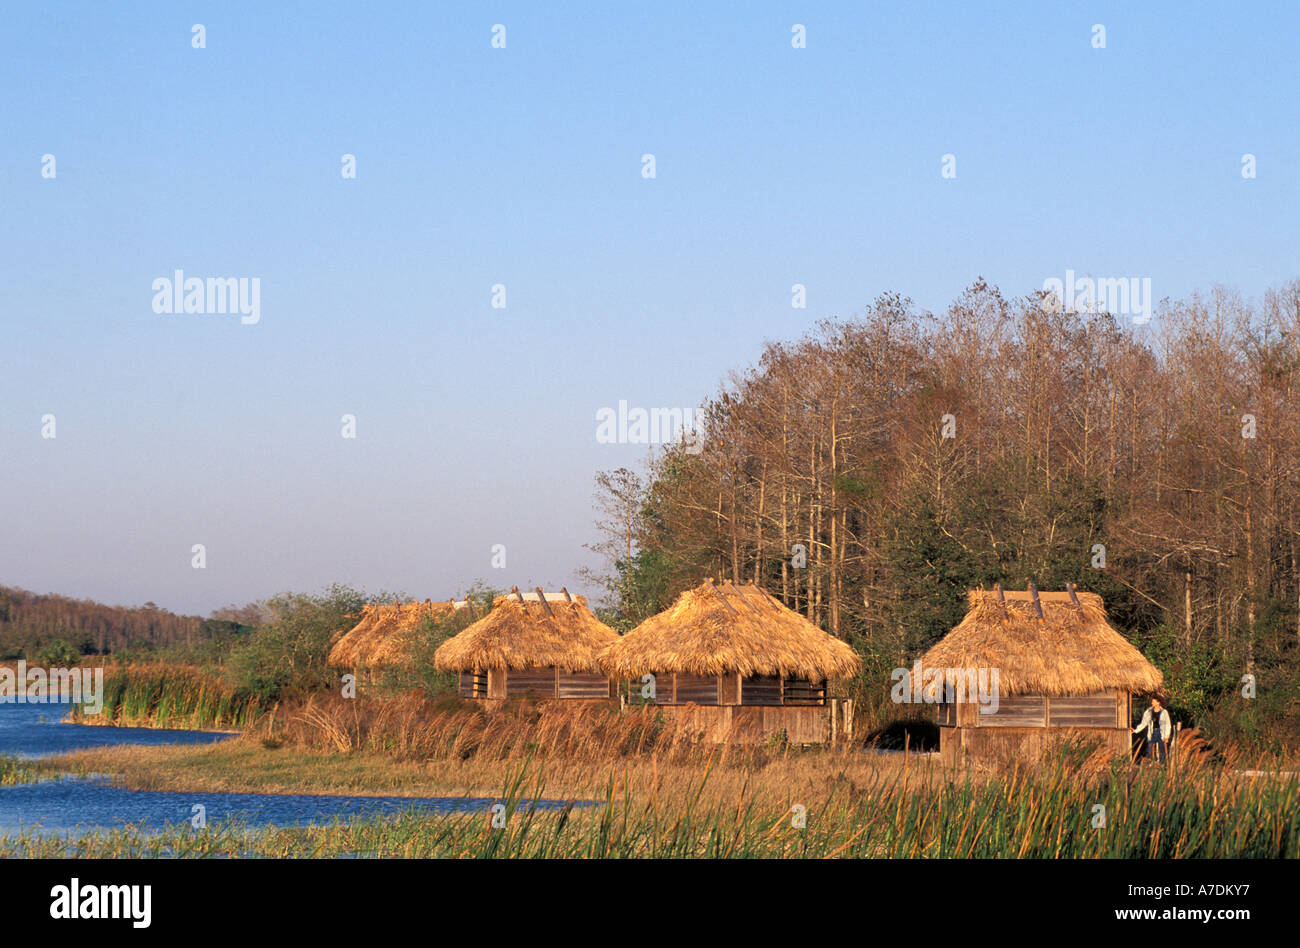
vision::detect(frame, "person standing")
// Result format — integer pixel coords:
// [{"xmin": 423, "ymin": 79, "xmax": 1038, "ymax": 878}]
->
[{"xmin": 1133, "ymin": 696, "xmax": 1172, "ymax": 763}]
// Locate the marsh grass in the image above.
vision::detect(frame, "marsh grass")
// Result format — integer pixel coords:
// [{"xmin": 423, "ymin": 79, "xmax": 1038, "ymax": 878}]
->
[
  {"xmin": 0, "ymin": 754, "xmax": 44, "ymax": 786},
  {"xmin": 67, "ymin": 664, "xmax": 262, "ymax": 730},
  {"xmin": 33, "ymin": 664, "xmax": 1299, "ymax": 859},
  {"xmin": 4, "ymin": 749, "xmax": 1297, "ymax": 858}
]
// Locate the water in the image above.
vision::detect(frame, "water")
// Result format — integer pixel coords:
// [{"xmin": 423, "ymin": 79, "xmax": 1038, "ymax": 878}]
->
[
  {"xmin": 0, "ymin": 702, "xmax": 581, "ymax": 836},
  {"xmin": 0, "ymin": 775, "xmax": 564, "ymax": 837},
  {"xmin": 0, "ymin": 701, "xmax": 234, "ymax": 759}
]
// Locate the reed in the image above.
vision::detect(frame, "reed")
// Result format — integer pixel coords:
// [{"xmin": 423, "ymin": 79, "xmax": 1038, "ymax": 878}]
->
[
  {"xmin": 68, "ymin": 664, "xmax": 263, "ymax": 730},
  {"xmin": 2, "ymin": 750, "xmax": 1296, "ymax": 858},
  {"xmin": 0, "ymin": 754, "xmax": 42, "ymax": 786},
  {"xmin": 267, "ymin": 692, "xmax": 781, "ymax": 768}
]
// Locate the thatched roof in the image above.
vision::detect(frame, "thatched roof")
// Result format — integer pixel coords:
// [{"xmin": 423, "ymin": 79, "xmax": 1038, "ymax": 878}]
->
[
  {"xmin": 327, "ymin": 604, "xmax": 382, "ymax": 668},
  {"xmin": 328, "ymin": 599, "xmax": 461, "ymax": 669},
  {"xmin": 914, "ymin": 587, "xmax": 1163, "ymax": 696},
  {"xmin": 598, "ymin": 580, "xmax": 861, "ymax": 680},
  {"xmin": 433, "ymin": 590, "xmax": 617, "ymax": 673}
]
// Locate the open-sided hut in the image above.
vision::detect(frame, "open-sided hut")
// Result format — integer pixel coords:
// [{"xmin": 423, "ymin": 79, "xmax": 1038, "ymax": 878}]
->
[
  {"xmin": 916, "ymin": 583, "xmax": 1163, "ymax": 765},
  {"xmin": 433, "ymin": 587, "xmax": 618, "ymax": 703},
  {"xmin": 599, "ymin": 579, "xmax": 861, "ymax": 743}
]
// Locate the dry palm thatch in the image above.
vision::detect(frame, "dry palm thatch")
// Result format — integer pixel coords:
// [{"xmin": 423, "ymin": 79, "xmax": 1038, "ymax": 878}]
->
[
  {"xmin": 329, "ymin": 600, "xmax": 459, "ymax": 669},
  {"xmin": 433, "ymin": 591, "xmax": 617, "ymax": 672},
  {"xmin": 914, "ymin": 587, "xmax": 1164, "ymax": 696},
  {"xmin": 368, "ymin": 599, "xmax": 458, "ymax": 667},
  {"xmin": 598, "ymin": 579, "xmax": 861, "ymax": 680},
  {"xmin": 327, "ymin": 603, "xmax": 381, "ymax": 668}
]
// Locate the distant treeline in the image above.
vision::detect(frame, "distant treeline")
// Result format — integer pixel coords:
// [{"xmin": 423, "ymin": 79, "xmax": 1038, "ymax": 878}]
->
[{"xmin": 0, "ymin": 586, "xmax": 257, "ymax": 659}]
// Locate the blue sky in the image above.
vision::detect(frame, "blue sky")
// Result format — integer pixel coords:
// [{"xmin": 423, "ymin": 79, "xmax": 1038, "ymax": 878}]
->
[{"xmin": 2, "ymin": 2, "xmax": 1297, "ymax": 614}]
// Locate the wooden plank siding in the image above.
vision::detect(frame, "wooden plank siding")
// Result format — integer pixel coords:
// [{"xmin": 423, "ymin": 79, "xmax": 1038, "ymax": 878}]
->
[
  {"xmin": 977, "ymin": 694, "xmax": 1046, "ymax": 727},
  {"xmin": 782, "ymin": 677, "xmax": 826, "ymax": 706},
  {"xmin": 1048, "ymin": 694, "xmax": 1120, "ymax": 728},
  {"xmin": 504, "ymin": 667, "xmax": 557, "ymax": 698},
  {"xmin": 741, "ymin": 675, "xmax": 782, "ymax": 706},
  {"xmin": 719, "ymin": 674, "xmax": 741, "ymax": 706},
  {"xmin": 939, "ymin": 691, "xmax": 1134, "ymax": 765},
  {"xmin": 656, "ymin": 704, "xmax": 836, "ymax": 744},
  {"xmin": 938, "ymin": 701, "xmax": 956, "ymax": 727},
  {"xmin": 458, "ymin": 670, "xmax": 489, "ymax": 699},
  {"xmin": 556, "ymin": 670, "xmax": 612, "ymax": 699},
  {"xmin": 675, "ymin": 674, "xmax": 720, "ymax": 705}
]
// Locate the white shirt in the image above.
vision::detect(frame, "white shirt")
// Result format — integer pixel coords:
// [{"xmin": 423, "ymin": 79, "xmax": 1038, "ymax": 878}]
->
[{"xmin": 1134, "ymin": 707, "xmax": 1172, "ymax": 741}]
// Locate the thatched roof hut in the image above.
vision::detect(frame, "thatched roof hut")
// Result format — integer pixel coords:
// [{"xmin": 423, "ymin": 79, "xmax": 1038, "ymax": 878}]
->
[
  {"xmin": 598, "ymin": 579, "xmax": 860, "ymax": 743},
  {"xmin": 916, "ymin": 583, "xmax": 1163, "ymax": 765},
  {"xmin": 328, "ymin": 603, "xmax": 387, "ymax": 669},
  {"xmin": 328, "ymin": 599, "xmax": 466, "ymax": 670},
  {"xmin": 600, "ymin": 579, "xmax": 860, "ymax": 681},
  {"xmin": 433, "ymin": 587, "xmax": 618, "ymax": 701},
  {"xmin": 915, "ymin": 585, "xmax": 1162, "ymax": 696}
]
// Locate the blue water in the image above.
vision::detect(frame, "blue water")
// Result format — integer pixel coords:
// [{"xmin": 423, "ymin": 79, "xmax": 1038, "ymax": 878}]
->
[
  {"xmin": 0, "ymin": 701, "xmax": 234, "ymax": 759},
  {"xmin": 0, "ymin": 775, "xmax": 568, "ymax": 836},
  {"xmin": 0, "ymin": 702, "xmax": 581, "ymax": 836}
]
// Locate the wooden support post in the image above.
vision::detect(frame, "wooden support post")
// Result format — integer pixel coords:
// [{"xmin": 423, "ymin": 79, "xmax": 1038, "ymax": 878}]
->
[
  {"xmin": 512, "ymin": 585, "xmax": 525, "ymax": 603},
  {"xmin": 535, "ymin": 586, "xmax": 554, "ymax": 616},
  {"xmin": 995, "ymin": 582, "xmax": 1008, "ymax": 619},
  {"xmin": 1028, "ymin": 581, "xmax": 1044, "ymax": 619},
  {"xmin": 1067, "ymin": 581, "xmax": 1083, "ymax": 610},
  {"xmin": 559, "ymin": 586, "xmax": 573, "ymax": 603}
]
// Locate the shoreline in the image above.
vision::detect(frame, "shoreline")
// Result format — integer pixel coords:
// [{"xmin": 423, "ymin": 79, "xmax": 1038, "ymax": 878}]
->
[{"xmin": 58, "ymin": 710, "xmax": 241, "ymax": 736}]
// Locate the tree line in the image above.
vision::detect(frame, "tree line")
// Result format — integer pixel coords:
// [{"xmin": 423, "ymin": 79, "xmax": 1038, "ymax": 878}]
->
[
  {"xmin": 0, "ymin": 586, "xmax": 261, "ymax": 659},
  {"xmin": 591, "ymin": 278, "xmax": 1300, "ymax": 736}
]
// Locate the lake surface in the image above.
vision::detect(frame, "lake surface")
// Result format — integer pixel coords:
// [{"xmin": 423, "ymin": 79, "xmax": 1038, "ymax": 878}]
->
[
  {"xmin": 0, "ymin": 702, "xmax": 580, "ymax": 836},
  {"xmin": 0, "ymin": 701, "xmax": 234, "ymax": 759}
]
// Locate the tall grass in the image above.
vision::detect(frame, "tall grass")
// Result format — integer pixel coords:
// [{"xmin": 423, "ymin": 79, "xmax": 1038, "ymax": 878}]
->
[
  {"xmin": 269, "ymin": 693, "xmax": 778, "ymax": 767},
  {"xmin": 0, "ymin": 754, "xmax": 41, "ymax": 786},
  {"xmin": 2, "ymin": 751, "xmax": 1296, "ymax": 858},
  {"xmin": 68, "ymin": 664, "xmax": 263, "ymax": 730}
]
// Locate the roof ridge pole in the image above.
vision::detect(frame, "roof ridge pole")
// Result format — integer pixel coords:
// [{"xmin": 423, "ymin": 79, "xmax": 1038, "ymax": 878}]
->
[
  {"xmin": 725, "ymin": 580, "xmax": 763, "ymax": 614},
  {"xmin": 1028, "ymin": 581, "xmax": 1044, "ymax": 620},
  {"xmin": 710, "ymin": 581, "xmax": 739, "ymax": 615},
  {"xmin": 994, "ymin": 582, "xmax": 1008, "ymax": 620},
  {"xmin": 535, "ymin": 586, "xmax": 554, "ymax": 617},
  {"xmin": 1067, "ymin": 581, "xmax": 1083, "ymax": 611}
]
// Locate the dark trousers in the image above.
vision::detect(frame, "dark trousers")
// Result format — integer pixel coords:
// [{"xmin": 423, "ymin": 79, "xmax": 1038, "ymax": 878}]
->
[{"xmin": 1147, "ymin": 734, "xmax": 1166, "ymax": 763}]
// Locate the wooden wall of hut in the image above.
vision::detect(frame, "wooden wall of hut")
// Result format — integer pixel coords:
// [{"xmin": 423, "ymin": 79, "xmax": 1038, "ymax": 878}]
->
[
  {"xmin": 644, "ymin": 672, "xmax": 828, "ymax": 707},
  {"xmin": 938, "ymin": 690, "xmax": 1132, "ymax": 764},
  {"xmin": 459, "ymin": 667, "xmax": 614, "ymax": 703},
  {"xmin": 653, "ymin": 700, "xmax": 854, "ymax": 744}
]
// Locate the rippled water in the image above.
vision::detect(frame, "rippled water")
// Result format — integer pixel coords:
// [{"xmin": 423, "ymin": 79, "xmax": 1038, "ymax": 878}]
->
[
  {"xmin": 0, "ymin": 701, "xmax": 234, "ymax": 759},
  {"xmin": 0, "ymin": 702, "xmax": 579, "ymax": 835},
  {"xmin": 0, "ymin": 774, "xmax": 557, "ymax": 836}
]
